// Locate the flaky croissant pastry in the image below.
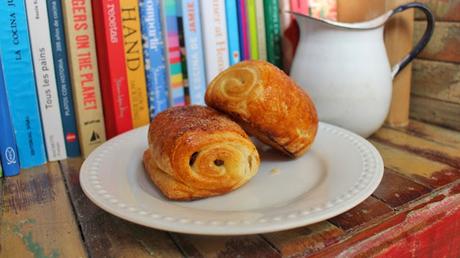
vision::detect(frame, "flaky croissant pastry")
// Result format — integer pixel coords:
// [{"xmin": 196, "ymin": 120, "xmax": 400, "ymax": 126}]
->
[
  {"xmin": 205, "ymin": 60, "xmax": 318, "ymax": 158},
  {"xmin": 143, "ymin": 106, "xmax": 260, "ymax": 200}
]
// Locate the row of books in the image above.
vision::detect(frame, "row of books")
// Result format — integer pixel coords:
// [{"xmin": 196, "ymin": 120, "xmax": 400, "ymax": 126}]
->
[{"xmin": 0, "ymin": 0, "xmax": 336, "ymax": 175}]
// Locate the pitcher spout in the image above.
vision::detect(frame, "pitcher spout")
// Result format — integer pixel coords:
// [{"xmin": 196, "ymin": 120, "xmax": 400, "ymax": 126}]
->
[{"xmin": 291, "ymin": 10, "xmax": 393, "ymax": 30}]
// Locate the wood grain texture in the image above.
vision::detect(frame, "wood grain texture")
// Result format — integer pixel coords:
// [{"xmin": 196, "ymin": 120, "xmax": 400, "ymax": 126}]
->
[
  {"xmin": 328, "ymin": 197, "xmax": 394, "ymax": 231},
  {"xmin": 391, "ymin": 120, "xmax": 460, "ymax": 149},
  {"xmin": 59, "ymin": 158, "xmax": 183, "ymax": 258},
  {"xmin": 411, "ymin": 59, "xmax": 460, "ymax": 104},
  {"xmin": 414, "ymin": 0, "xmax": 460, "ymax": 21},
  {"xmin": 371, "ymin": 141, "xmax": 460, "ymax": 188},
  {"xmin": 410, "ymin": 95, "xmax": 460, "ymax": 131},
  {"xmin": 312, "ymin": 182, "xmax": 460, "ymax": 257},
  {"xmin": 414, "ymin": 21, "xmax": 460, "ymax": 63},
  {"xmin": 0, "ymin": 163, "xmax": 87, "ymax": 258},
  {"xmin": 170, "ymin": 234, "xmax": 280, "ymax": 258},
  {"xmin": 372, "ymin": 169, "xmax": 432, "ymax": 208},
  {"xmin": 262, "ymin": 222, "xmax": 344, "ymax": 257},
  {"xmin": 372, "ymin": 127, "xmax": 460, "ymax": 169}
]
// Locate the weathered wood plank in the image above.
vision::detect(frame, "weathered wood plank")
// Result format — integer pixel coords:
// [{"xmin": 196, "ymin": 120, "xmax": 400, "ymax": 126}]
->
[
  {"xmin": 311, "ymin": 182, "xmax": 460, "ymax": 257},
  {"xmin": 371, "ymin": 141, "xmax": 460, "ymax": 188},
  {"xmin": 328, "ymin": 197, "xmax": 394, "ymax": 231},
  {"xmin": 372, "ymin": 169, "xmax": 432, "ymax": 208},
  {"xmin": 411, "ymin": 59, "xmax": 460, "ymax": 104},
  {"xmin": 390, "ymin": 120, "xmax": 460, "ymax": 149},
  {"xmin": 59, "ymin": 158, "xmax": 183, "ymax": 258},
  {"xmin": 410, "ymin": 95, "xmax": 460, "ymax": 131},
  {"xmin": 371, "ymin": 127, "xmax": 460, "ymax": 169},
  {"xmin": 414, "ymin": 0, "xmax": 460, "ymax": 21},
  {"xmin": 170, "ymin": 234, "xmax": 280, "ymax": 258},
  {"xmin": 262, "ymin": 222, "xmax": 344, "ymax": 257},
  {"xmin": 414, "ymin": 21, "xmax": 460, "ymax": 63},
  {"xmin": 0, "ymin": 163, "xmax": 87, "ymax": 258}
]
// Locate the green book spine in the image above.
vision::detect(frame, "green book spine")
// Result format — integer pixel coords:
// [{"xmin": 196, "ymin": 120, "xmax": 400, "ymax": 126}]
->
[
  {"xmin": 263, "ymin": 0, "xmax": 282, "ymax": 67},
  {"xmin": 245, "ymin": 0, "xmax": 258, "ymax": 60}
]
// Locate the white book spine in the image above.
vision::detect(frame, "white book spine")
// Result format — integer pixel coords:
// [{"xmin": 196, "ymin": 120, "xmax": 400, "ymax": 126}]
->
[
  {"xmin": 199, "ymin": 0, "xmax": 230, "ymax": 83},
  {"xmin": 25, "ymin": 0, "xmax": 67, "ymax": 161},
  {"xmin": 255, "ymin": 0, "xmax": 267, "ymax": 60}
]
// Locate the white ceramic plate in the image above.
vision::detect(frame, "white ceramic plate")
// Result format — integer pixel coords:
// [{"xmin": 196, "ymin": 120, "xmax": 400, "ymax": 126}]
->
[{"xmin": 80, "ymin": 122, "xmax": 383, "ymax": 235}]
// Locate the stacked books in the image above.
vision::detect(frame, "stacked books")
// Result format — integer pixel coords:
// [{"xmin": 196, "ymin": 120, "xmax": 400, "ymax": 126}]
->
[{"xmin": 0, "ymin": 0, "xmax": 336, "ymax": 174}]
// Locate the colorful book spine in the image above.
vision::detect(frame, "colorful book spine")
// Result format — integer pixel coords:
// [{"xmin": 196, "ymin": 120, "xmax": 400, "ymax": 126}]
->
[
  {"xmin": 225, "ymin": 0, "xmax": 241, "ymax": 65},
  {"xmin": 200, "ymin": 0, "xmax": 230, "ymax": 83},
  {"xmin": 92, "ymin": 0, "xmax": 133, "ymax": 138},
  {"xmin": 47, "ymin": 0, "xmax": 81, "ymax": 157},
  {"xmin": 176, "ymin": 2, "xmax": 190, "ymax": 104},
  {"xmin": 62, "ymin": 0, "xmax": 107, "ymax": 158},
  {"xmin": 237, "ymin": 0, "xmax": 250, "ymax": 60},
  {"xmin": 279, "ymin": 0, "xmax": 299, "ymax": 73},
  {"xmin": 120, "ymin": 0, "xmax": 150, "ymax": 128},
  {"xmin": 139, "ymin": 0, "xmax": 169, "ymax": 117},
  {"xmin": 254, "ymin": 0, "xmax": 267, "ymax": 60},
  {"xmin": 0, "ymin": 0, "xmax": 47, "ymax": 168},
  {"xmin": 0, "ymin": 56, "xmax": 20, "ymax": 176},
  {"xmin": 263, "ymin": 0, "xmax": 282, "ymax": 68},
  {"xmin": 245, "ymin": 0, "xmax": 259, "ymax": 60},
  {"xmin": 181, "ymin": 0, "xmax": 206, "ymax": 105},
  {"xmin": 161, "ymin": 0, "xmax": 185, "ymax": 106},
  {"xmin": 25, "ymin": 0, "xmax": 67, "ymax": 161},
  {"xmin": 290, "ymin": 0, "xmax": 309, "ymax": 15}
]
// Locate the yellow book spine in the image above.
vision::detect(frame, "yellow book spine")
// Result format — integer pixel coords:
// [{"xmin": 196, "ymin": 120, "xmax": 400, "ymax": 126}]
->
[
  {"xmin": 120, "ymin": 0, "xmax": 150, "ymax": 128},
  {"xmin": 61, "ymin": 0, "xmax": 106, "ymax": 158}
]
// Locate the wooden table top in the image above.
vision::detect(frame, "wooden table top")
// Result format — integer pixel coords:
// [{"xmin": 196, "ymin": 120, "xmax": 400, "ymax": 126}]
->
[{"xmin": 1, "ymin": 120, "xmax": 460, "ymax": 258}]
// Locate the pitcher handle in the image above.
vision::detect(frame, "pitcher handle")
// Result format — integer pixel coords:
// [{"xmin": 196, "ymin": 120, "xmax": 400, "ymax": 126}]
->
[{"xmin": 390, "ymin": 2, "xmax": 435, "ymax": 78}]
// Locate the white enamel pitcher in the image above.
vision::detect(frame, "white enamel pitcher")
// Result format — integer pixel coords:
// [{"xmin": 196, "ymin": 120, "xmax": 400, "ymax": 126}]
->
[{"xmin": 290, "ymin": 2, "xmax": 434, "ymax": 137}]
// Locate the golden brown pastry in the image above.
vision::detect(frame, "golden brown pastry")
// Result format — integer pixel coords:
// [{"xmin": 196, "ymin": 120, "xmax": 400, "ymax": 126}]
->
[
  {"xmin": 205, "ymin": 60, "xmax": 318, "ymax": 158},
  {"xmin": 143, "ymin": 106, "xmax": 260, "ymax": 201}
]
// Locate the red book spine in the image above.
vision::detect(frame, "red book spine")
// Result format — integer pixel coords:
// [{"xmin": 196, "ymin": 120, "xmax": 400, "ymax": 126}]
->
[{"xmin": 92, "ymin": 0, "xmax": 133, "ymax": 138}]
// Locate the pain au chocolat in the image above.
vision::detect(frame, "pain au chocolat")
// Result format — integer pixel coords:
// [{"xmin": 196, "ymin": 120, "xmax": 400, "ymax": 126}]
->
[
  {"xmin": 143, "ymin": 106, "xmax": 260, "ymax": 200},
  {"xmin": 205, "ymin": 60, "xmax": 318, "ymax": 158}
]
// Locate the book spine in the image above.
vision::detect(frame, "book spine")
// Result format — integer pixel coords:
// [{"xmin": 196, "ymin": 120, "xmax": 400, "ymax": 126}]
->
[
  {"xmin": 0, "ymin": 56, "xmax": 20, "ymax": 176},
  {"xmin": 255, "ymin": 0, "xmax": 267, "ymax": 60},
  {"xmin": 25, "ymin": 0, "xmax": 67, "ymax": 161},
  {"xmin": 245, "ymin": 0, "xmax": 259, "ymax": 60},
  {"xmin": 161, "ymin": 0, "xmax": 185, "ymax": 106},
  {"xmin": 139, "ymin": 0, "xmax": 169, "ymax": 117},
  {"xmin": 176, "ymin": 2, "xmax": 189, "ymax": 105},
  {"xmin": 199, "ymin": 0, "xmax": 230, "ymax": 83},
  {"xmin": 263, "ymin": 0, "xmax": 282, "ymax": 68},
  {"xmin": 92, "ymin": 0, "xmax": 133, "ymax": 138},
  {"xmin": 120, "ymin": 0, "xmax": 150, "ymax": 128},
  {"xmin": 290, "ymin": 0, "xmax": 309, "ymax": 15},
  {"xmin": 47, "ymin": 0, "xmax": 81, "ymax": 157},
  {"xmin": 279, "ymin": 0, "xmax": 299, "ymax": 73},
  {"xmin": 225, "ymin": 0, "xmax": 241, "ymax": 65},
  {"xmin": 0, "ymin": 0, "xmax": 47, "ymax": 168},
  {"xmin": 61, "ymin": 0, "xmax": 107, "ymax": 158},
  {"xmin": 181, "ymin": 0, "xmax": 206, "ymax": 105},
  {"xmin": 237, "ymin": 0, "xmax": 249, "ymax": 60}
]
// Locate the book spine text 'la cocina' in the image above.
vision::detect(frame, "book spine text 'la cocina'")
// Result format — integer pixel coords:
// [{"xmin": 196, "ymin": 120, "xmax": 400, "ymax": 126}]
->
[
  {"xmin": 92, "ymin": 0, "xmax": 133, "ymax": 138},
  {"xmin": 62, "ymin": 0, "xmax": 107, "ymax": 158},
  {"xmin": 47, "ymin": 0, "xmax": 81, "ymax": 157},
  {"xmin": 25, "ymin": 0, "xmax": 67, "ymax": 161},
  {"xmin": 139, "ymin": 0, "xmax": 169, "ymax": 117},
  {"xmin": 0, "ymin": 0, "xmax": 47, "ymax": 168}
]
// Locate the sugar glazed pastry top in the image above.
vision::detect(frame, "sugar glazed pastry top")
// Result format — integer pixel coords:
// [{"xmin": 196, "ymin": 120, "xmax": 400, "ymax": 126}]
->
[
  {"xmin": 143, "ymin": 106, "xmax": 260, "ymax": 200},
  {"xmin": 205, "ymin": 60, "xmax": 318, "ymax": 157}
]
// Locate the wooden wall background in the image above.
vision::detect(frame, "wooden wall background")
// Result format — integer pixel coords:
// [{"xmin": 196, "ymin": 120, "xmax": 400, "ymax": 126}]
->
[{"xmin": 410, "ymin": 0, "xmax": 460, "ymax": 131}]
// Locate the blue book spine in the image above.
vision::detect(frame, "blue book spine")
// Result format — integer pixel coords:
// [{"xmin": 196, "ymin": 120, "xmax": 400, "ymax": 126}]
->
[
  {"xmin": 182, "ymin": 0, "xmax": 206, "ymax": 105},
  {"xmin": 46, "ymin": 0, "xmax": 80, "ymax": 157},
  {"xmin": 0, "ymin": 56, "xmax": 21, "ymax": 176},
  {"xmin": 225, "ymin": 0, "xmax": 241, "ymax": 65},
  {"xmin": 0, "ymin": 0, "xmax": 47, "ymax": 168},
  {"xmin": 140, "ymin": 0, "xmax": 169, "ymax": 118}
]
